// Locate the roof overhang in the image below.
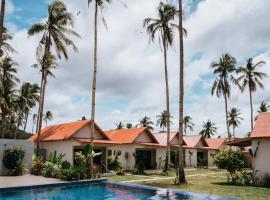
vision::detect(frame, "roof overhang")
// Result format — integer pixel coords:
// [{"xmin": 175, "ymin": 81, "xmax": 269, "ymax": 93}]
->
[{"xmin": 225, "ymin": 137, "xmax": 252, "ymax": 147}]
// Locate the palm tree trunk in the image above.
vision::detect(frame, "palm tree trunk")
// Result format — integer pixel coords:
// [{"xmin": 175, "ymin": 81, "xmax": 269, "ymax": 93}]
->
[
  {"xmin": 23, "ymin": 112, "xmax": 29, "ymax": 132},
  {"xmin": 89, "ymin": 0, "xmax": 98, "ymax": 178},
  {"xmin": 224, "ymin": 92, "xmax": 230, "ymax": 139},
  {"xmin": 0, "ymin": 0, "xmax": 5, "ymax": 49},
  {"xmin": 249, "ymin": 85, "xmax": 253, "ymax": 131},
  {"xmin": 162, "ymin": 34, "xmax": 171, "ymax": 174},
  {"xmin": 178, "ymin": 0, "xmax": 186, "ymax": 184}
]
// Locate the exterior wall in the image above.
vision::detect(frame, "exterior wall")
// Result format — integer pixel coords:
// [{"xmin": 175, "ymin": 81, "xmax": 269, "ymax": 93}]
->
[
  {"xmin": 252, "ymin": 139, "xmax": 270, "ymax": 177},
  {"xmin": 185, "ymin": 148, "xmax": 197, "ymax": 167},
  {"xmin": 208, "ymin": 149, "xmax": 217, "ymax": 166},
  {"xmin": 135, "ymin": 131, "xmax": 154, "ymax": 143},
  {"xmin": 107, "ymin": 144, "xmax": 166, "ymax": 170},
  {"xmin": 73, "ymin": 125, "xmax": 105, "ymax": 139},
  {"xmin": 0, "ymin": 139, "xmax": 34, "ymax": 175}
]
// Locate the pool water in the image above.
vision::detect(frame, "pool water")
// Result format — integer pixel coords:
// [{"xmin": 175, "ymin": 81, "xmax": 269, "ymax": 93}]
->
[{"xmin": 0, "ymin": 182, "xmax": 237, "ymax": 200}]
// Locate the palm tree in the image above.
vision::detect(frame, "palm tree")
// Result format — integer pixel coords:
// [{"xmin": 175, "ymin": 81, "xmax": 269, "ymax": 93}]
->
[
  {"xmin": 258, "ymin": 101, "xmax": 270, "ymax": 113},
  {"xmin": 115, "ymin": 122, "xmax": 124, "ymax": 130},
  {"xmin": 144, "ymin": 2, "xmax": 176, "ymax": 173},
  {"xmin": 137, "ymin": 116, "xmax": 154, "ymax": 131},
  {"xmin": 43, "ymin": 111, "xmax": 53, "ymax": 126},
  {"xmin": 210, "ymin": 53, "xmax": 236, "ymax": 139},
  {"xmin": 126, "ymin": 123, "xmax": 133, "ymax": 129},
  {"xmin": 228, "ymin": 108, "xmax": 243, "ymax": 138},
  {"xmin": 0, "ymin": 0, "xmax": 6, "ymax": 51},
  {"xmin": 32, "ymin": 114, "xmax": 37, "ymax": 134},
  {"xmin": 236, "ymin": 58, "xmax": 267, "ymax": 131},
  {"xmin": 0, "ymin": 27, "xmax": 17, "ymax": 56},
  {"xmin": 156, "ymin": 110, "xmax": 173, "ymax": 131},
  {"xmin": 183, "ymin": 116, "xmax": 194, "ymax": 135},
  {"xmin": 28, "ymin": 0, "xmax": 79, "ymax": 154},
  {"xmin": 199, "ymin": 120, "xmax": 217, "ymax": 138}
]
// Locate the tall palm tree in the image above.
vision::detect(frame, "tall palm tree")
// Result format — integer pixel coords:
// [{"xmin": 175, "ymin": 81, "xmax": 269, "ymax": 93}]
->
[
  {"xmin": 0, "ymin": 27, "xmax": 17, "ymax": 56},
  {"xmin": 126, "ymin": 123, "xmax": 133, "ymax": 129},
  {"xmin": 28, "ymin": 0, "xmax": 79, "ymax": 154},
  {"xmin": 183, "ymin": 116, "xmax": 194, "ymax": 135},
  {"xmin": 115, "ymin": 122, "xmax": 124, "ymax": 130},
  {"xmin": 43, "ymin": 111, "xmax": 53, "ymax": 126},
  {"xmin": 258, "ymin": 101, "xmax": 270, "ymax": 113},
  {"xmin": 210, "ymin": 53, "xmax": 236, "ymax": 139},
  {"xmin": 137, "ymin": 116, "xmax": 154, "ymax": 131},
  {"xmin": 0, "ymin": 0, "xmax": 6, "ymax": 51},
  {"xmin": 236, "ymin": 58, "xmax": 267, "ymax": 131},
  {"xmin": 156, "ymin": 110, "xmax": 173, "ymax": 131},
  {"xmin": 32, "ymin": 114, "xmax": 37, "ymax": 134},
  {"xmin": 144, "ymin": 2, "xmax": 176, "ymax": 173},
  {"xmin": 199, "ymin": 120, "xmax": 217, "ymax": 138},
  {"xmin": 228, "ymin": 108, "xmax": 243, "ymax": 138},
  {"xmin": 87, "ymin": 0, "xmax": 111, "ymax": 178}
]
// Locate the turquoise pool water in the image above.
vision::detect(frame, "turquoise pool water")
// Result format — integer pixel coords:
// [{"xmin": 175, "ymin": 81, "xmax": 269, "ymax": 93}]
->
[{"xmin": 0, "ymin": 182, "xmax": 237, "ymax": 200}]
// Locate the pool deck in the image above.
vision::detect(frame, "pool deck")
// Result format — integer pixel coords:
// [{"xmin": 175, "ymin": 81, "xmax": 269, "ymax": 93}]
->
[{"xmin": 0, "ymin": 174, "xmax": 63, "ymax": 189}]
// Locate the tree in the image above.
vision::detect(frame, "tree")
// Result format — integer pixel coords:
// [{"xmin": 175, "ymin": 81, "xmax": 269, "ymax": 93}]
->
[
  {"xmin": 126, "ymin": 123, "xmax": 133, "ymax": 129},
  {"xmin": 144, "ymin": 2, "xmax": 176, "ymax": 173},
  {"xmin": 0, "ymin": 27, "xmax": 17, "ymax": 56},
  {"xmin": 258, "ymin": 101, "xmax": 270, "ymax": 113},
  {"xmin": 183, "ymin": 116, "xmax": 194, "ymax": 135},
  {"xmin": 32, "ymin": 114, "xmax": 37, "ymax": 134},
  {"xmin": 115, "ymin": 122, "xmax": 124, "ymax": 130},
  {"xmin": 156, "ymin": 110, "xmax": 173, "ymax": 131},
  {"xmin": 137, "ymin": 116, "xmax": 154, "ymax": 131},
  {"xmin": 86, "ymin": 0, "xmax": 112, "ymax": 178},
  {"xmin": 0, "ymin": 0, "xmax": 6, "ymax": 51},
  {"xmin": 228, "ymin": 108, "xmax": 243, "ymax": 138},
  {"xmin": 43, "ymin": 111, "xmax": 53, "ymax": 127},
  {"xmin": 28, "ymin": 0, "xmax": 79, "ymax": 154},
  {"xmin": 236, "ymin": 58, "xmax": 267, "ymax": 131},
  {"xmin": 199, "ymin": 120, "xmax": 217, "ymax": 138},
  {"xmin": 211, "ymin": 53, "xmax": 236, "ymax": 139}
]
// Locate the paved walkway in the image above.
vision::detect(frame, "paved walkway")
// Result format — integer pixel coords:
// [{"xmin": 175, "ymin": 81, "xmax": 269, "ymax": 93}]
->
[
  {"xmin": 0, "ymin": 174, "xmax": 63, "ymax": 189},
  {"xmin": 122, "ymin": 172, "xmax": 226, "ymax": 183}
]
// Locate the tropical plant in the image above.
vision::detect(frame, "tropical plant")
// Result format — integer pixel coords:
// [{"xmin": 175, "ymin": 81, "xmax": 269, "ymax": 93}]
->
[
  {"xmin": 43, "ymin": 111, "xmax": 53, "ymax": 126},
  {"xmin": 31, "ymin": 155, "xmax": 44, "ymax": 176},
  {"xmin": 258, "ymin": 101, "xmax": 270, "ymax": 114},
  {"xmin": 0, "ymin": 0, "xmax": 6, "ymax": 52},
  {"xmin": 47, "ymin": 151, "xmax": 65, "ymax": 164},
  {"xmin": 210, "ymin": 53, "xmax": 236, "ymax": 139},
  {"xmin": 199, "ymin": 120, "xmax": 217, "ymax": 138},
  {"xmin": 115, "ymin": 122, "xmax": 124, "ymax": 130},
  {"xmin": 126, "ymin": 123, "xmax": 133, "ymax": 129},
  {"xmin": 236, "ymin": 58, "xmax": 267, "ymax": 131},
  {"xmin": 144, "ymin": 1, "xmax": 176, "ymax": 173},
  {"xmin": 156, "ymin": 110, "xmax": 173, "ymax": 131},
  {"xmin": 183, "ymin": 115, "xmax": 194, "ymax": 135},
  {"xmin": 137, "ymin": 116, "xmax": 154, "ymax": 130},
  {"xmin": 0, "ymin": 27, "xmax": 17, "ymax": 56},
  {"xmin": 3, "ymin": 147, "xmax": 25, "ymax": 176},
  {"xmin": 28, "ymin": 0, "xmax": 80, "ymax": 154},
  {"xmin": 228, "ymin": 108, "xmax": 243, "ymax": 138}
]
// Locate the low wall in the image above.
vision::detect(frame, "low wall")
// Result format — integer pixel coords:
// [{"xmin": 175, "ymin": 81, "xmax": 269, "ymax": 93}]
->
[{"xmin": 0, "ymin": 139, "xmax": 34, "ymax": 175}]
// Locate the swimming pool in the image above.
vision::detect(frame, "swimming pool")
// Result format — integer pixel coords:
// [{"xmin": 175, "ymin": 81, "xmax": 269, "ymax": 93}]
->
[{"xmin": 0, "ymin": 180, "xmax": 238, "ymax": 200}]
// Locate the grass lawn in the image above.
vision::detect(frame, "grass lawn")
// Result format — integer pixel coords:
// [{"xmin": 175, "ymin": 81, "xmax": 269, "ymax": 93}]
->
[{"xmin": 108, "ymin": 168, "xmax": 270, "ymax": 200}]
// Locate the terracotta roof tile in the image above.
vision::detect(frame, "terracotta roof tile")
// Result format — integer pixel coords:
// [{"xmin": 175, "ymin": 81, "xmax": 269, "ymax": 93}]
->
[{"xmin": 251, "ymin": 112, "xmax": 270, "ymax": 138}]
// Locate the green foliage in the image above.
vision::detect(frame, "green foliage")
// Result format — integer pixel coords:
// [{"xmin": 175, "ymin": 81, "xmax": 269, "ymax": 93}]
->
[
  {"xmin": 61, "ymin": 160, "xmax": 71, "ymax": 170},
  {"xmin": 116, "ymin": 166, "xmax": 125, "ymax": 176},
  {"xmin": 3, "ymin": 147, "xmax": 25, "ymax": 176},
  {"xmin": 61, "ymin": 166, "xmax": 85, "ymax": 181},
  {"xmin": 240, "ymin": 170, "xmax": 253, "ymax": 186},
  {"xmin": 30, "ymin": 155, "xmax": 44, "ymax": 176},
  {"xmin": 108, "ymin": 150, "xmax": 121, "ymax": 170},
  {"xmin": 213, "ymin": 149, "xmax": 244, "ymax": 183},
  {"xmin": 47, "ymin": 151, "xmax": 65, "ymax": 164},
  {"xmin": 41, "ymin": 161, "xmax": 62, "ymax": 178}
]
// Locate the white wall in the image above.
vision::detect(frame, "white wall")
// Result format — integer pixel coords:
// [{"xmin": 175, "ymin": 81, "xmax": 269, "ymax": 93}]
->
[
  {"xmin": 185, "ymin": 148, "xmax": 197, "ymax": 167},
  {"xmin": 73, "ymin": 125, "xmax": 106, "ymax": 139},
  {"xmin": 252, "ymin": 139, "xmax": 270, "ymax": 177},
  {"xmin": 0, "ymin": 139, "xmax": 34, "ymax": 175}
]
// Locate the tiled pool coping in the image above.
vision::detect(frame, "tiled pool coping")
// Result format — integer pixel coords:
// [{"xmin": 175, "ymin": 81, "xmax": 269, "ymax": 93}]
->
[{"xmin": 0, "ymin": 178, "xmax": 240, "ymax": 200}]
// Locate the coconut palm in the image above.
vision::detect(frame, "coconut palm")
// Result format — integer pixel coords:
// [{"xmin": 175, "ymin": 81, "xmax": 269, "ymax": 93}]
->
[
  {"xmin": 126, "ymin": 123, "xmax": 133, "ymax": 129},
  {"xmin": 28, "ymin": 0, "xmax": 79, "ymax": 154},
  {"xmin": 258, "ymin": 101, "xmax": 270, "ymax": 113},
  {"xmin": 115, "ymin": 122, "xmax": 124, "ymax": 130},
  {"xmin": 0, "ymin": 0, "xmax": 6, "ymax": 51},
  {"xmin": 183, "ymin": 116, "xmax": 194, "ymax": 135},
  {"xmin": 137, "ymin": 116, "xmax": 154, "ymax": 131},
  {"xmin": 236, "ymin": 58, "xmax": 267, "ymax": 131},
  {"xmin": 156, "ymin": 110, "xmax": 173, "ymax": 131},
  {"xmin": 0, "ymin": 27, "xmax": 17, "ymax": 56},
  {"xmin": 144, "ymin": 1, "xmax": 177, "ymax": 173},
  {"xmin": 210, "ymin": 53, "xmax": 236, "ymax": 139},
  {"xmin": 199, "ymin": 120, "xmax": 217, "ymax": 138},
  {"xmin": 228, "ymin": 108, "xmax": 243, "ymax": 138},
  {"xmin": 43, "ymin": 111, "xmax": 53, "ymax": 126},
  {"xmin": 32, "ymin": 114, "xmax": 37, "ymax": 134}
]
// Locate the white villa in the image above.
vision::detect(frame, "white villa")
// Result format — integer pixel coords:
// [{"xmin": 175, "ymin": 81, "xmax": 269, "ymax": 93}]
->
[{"xmin": 29, "ymin": 120, "xmax": 230, "ymax": 171}]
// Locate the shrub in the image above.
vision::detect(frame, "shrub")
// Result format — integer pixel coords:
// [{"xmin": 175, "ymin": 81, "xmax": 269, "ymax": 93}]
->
[
  {"xmin": 240, "ymin": 170, "xmax": 253, "ymax": 186},
  {"xmin": 116, "ymin": 166, "xmax": 125, "ymax": 176},
  {"xmin": 213, "ymin": 149, "xmax": 244, "ymax": 183},
  {"xmin": 31, "ymin": 155, "xmax": 44, "ymax": 176},
  {"xmin": 108, "ymin": 155, "xmax": 121, "ymax": 170},
  {"xmin": 61, "ymin": 160, "xmax": 71, "ymax": 170},
  {"xmin": 132, "ymin": 161, "xmax": 145, "ymax": 175},
  {"xmin": 3, "ymin": 147, "xmax": 25, "ymax": 176},
  {"xmin": 61, "ymin": 166, "xmax": 85, "ymax": 181},
  {"xmin": 41, "ymin": 161, "xmax": 62, "ymax": 178},
  {"xmin": 47, "ymin": 151, "xmax": 65, "ymax": 164}
]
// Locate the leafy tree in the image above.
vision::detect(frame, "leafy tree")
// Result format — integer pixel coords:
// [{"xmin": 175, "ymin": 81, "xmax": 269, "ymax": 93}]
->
[
  {"xmin": 199, "ymin": 120, "xmax": 217, "ymax": 138},
  {"xmin": 28, "ymin": 0, "xmax": 79, "ymax": 154},
  {"xmin": 183, "ymin": 115, "xmax": 194, "ymax": 135},
  {"xmin": 144, "ymin": 2, "xmax": 176, "ymax": 173},
  {"xmin": 43, "ymin": 111, "xmax": 53, "ymax": 126},
  {"xmin": 210, "ymin": 53, "xmax": 236, "ymax": 139},
  {"xmin": 156, "ymin": 110, "xmax": 173, "ymax": 131},
  {"xmin": 236, "ymin": 58, "xmax": 267, "ymax": 131},
  {"xmin": 228, "ymin": 108, "xmax": 243, "ymax": 138},
  {"xmin": 137, "ymin": 116, "xmax": 154, "ymax": 131},
  {"xmin": 258, "ymin": 101, "xmax": 270, "ymax": 113},
  {"xmin": 115, "ymin": 122, "xmax": 124, "ymax": 130},
  {"xmin": 126, "ymin": 123, "xmax": 133, "ymax": 129}
]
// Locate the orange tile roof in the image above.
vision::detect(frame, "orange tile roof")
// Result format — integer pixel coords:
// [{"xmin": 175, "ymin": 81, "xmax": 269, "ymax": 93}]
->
[
  {"xmin": 28, "ymin": 120, "xmax": 110, "ymax": 142},
  {"xmin": 205, "ymin": 138, "xmax": 226, "ymax": 150},
  {"xmin": 251, "ymin": 112, "xmax": 270, "ymax": 138},
  {"xmin": 104, "ymin": 128, "xmax": 159, "ymax": 144}
]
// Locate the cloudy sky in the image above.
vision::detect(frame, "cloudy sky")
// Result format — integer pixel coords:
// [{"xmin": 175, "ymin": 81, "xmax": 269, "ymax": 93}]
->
[{"xmin": 5, "ymin": 0, "xmax": 270, "ymax": 137}]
